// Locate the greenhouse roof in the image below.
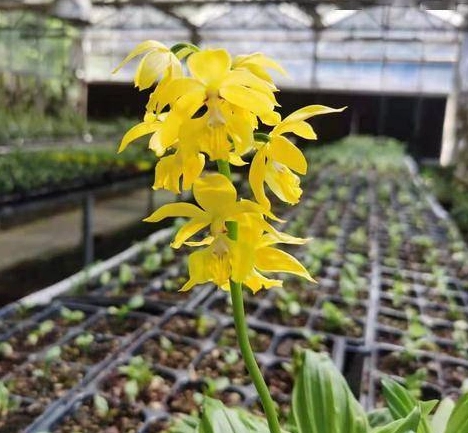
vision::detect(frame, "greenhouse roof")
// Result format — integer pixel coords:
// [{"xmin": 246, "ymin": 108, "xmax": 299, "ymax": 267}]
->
[{"xmin": 1, "ymin": 1, "xmax": 466, "ymax": 95}]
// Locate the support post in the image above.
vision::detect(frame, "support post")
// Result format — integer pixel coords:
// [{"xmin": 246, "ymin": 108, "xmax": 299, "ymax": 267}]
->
[{"xmin": 82, "ymin": 193, "xmax": 94, "ymax": 266}]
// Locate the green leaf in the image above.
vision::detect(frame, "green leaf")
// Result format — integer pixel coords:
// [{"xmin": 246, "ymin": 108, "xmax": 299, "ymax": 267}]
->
[
  {"xmin": 128, "ymin": 295, "xmax": 145, "ymax": 310},
  {"xmin": 431, "ymin": 398, "xmax": 455, "ymax": 433},
  {"xmin": 382, "ymin": 378, "xmax": 417, "ymax": 420},
  {"xmin": 168, "ymin": 414, "xmax": 200, "ymax": 433},
  {"xmin": 198, "ymin": 398, "xmax": 272, "ymax": 433},
  {"xmin": 445, "ymin": 393, "xmax": 468, "ymax": 433},
  {"xmin": 290, "ymin": 351, "xmax": 369, "ymax": 433},
  {"xmin": 372, "ymin": 406, "xmax": 420, "ymax": 433},
  {"xmin": 382, "ymin": 378, "xmax": 436, "ymax": 433}
]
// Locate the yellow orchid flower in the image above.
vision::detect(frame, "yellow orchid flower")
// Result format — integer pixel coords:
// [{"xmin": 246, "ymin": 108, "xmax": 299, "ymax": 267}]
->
[
  {"xmin": 180, "ymin": 215, "xmax": 313, "ymax": 293},
  {"xmin": 117, "ymin": 112, "xmax": 165, "ymax": 154},
  {"xmin": 113, "ymin": 40, "xmax": 182, "ymax": 90},
  {"xmin": 153, "ymin": 145, "xmax": 205, "ymax": 194},
  {"xmin": 147, "ymin": 48, "xmax": 281, "ymax": 149},
  {"xmin": 233, "ymin": 52, "xmax": 288, "ymax": 84},
  {"xmin": 249, "ymin": 105, "xmax": 346, "ymax": 209},
  {"xmin": 144, "ymin": 173, "xmax": 274, "ymax": 248}
]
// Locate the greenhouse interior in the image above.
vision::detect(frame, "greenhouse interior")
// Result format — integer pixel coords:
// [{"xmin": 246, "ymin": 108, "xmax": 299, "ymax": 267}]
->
[{"xmin": 1, "ymin": 0, "xmax": 468, "ymax": 432}]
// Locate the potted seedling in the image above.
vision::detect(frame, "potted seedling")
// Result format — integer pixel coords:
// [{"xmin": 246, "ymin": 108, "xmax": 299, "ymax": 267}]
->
[
  {"xmin": 59, "ymin": 307, "xmax": 85, "ymax": 326},
  {"xmin": 316, "ymin": 301, "xmax": 362, "ymax": 338}
]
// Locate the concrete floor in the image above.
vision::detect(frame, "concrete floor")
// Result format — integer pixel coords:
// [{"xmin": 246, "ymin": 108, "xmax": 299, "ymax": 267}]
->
[{"xmin": 0, "ymin": 188, "xmax": 175, "ymax": 272}]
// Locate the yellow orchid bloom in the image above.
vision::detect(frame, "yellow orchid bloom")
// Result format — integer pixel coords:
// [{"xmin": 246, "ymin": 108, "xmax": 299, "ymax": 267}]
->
[
  {"xmin": 233, "ymin": 52, "xmax": 288, "ymax": 84},
  {"xmin": 249, "ymin": 105, "xmax": 346, "ymax": 209},
  {"xmin": 144, "ymin": 173, "xmax": 273, "ymax": 248},
  {"xmin": 113, "ymin": 40, "xmax": 182, "ymax": 90},
  {"xmin": 147, "ymin": 48, "xmax": 281, "ymax": 149},
  {"xmin": 180, "ymin": 215, "xmax": 313, "ymax": 293},
  {"xmin": 117, "ymin": 112, "xmax": 164, "ymax": 154},
  {"xmin": 153, "ymin": 145, "xmax": 205, "ymax": 194}
]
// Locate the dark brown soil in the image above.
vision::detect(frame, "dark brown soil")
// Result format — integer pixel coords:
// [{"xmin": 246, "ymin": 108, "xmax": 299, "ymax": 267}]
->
[
  {"xmin": 442, "ymin": 363, "xmax": 468, "ymax": 388},
  {"xmin": 53, "ymin": 397, "xmax": 144, "ymax": 433},
  {"xmin": 195, "ymin": 348, "xmax": 250, "ymax": 386},
  {"xmin": 377, "ymin": 352, "xmax": 438, "ymax": 384},
  {"xmin": 260, "ymin": 308, "xmax": 309, "ymax": 327},
  {"xmin": 61, "ymin": 337, "xmax": 120, "ymax": 365},
  {"xmin": 9, "ymin": 324, "xmax": 65, "ymax": 353},
  {"xmin": 161, "ymin": 314, "xmax": 216, "ymax": 339},
  {"xmin": 0, "ymin": 400, "xmax": 44, "ymax": 433},
  {"xmin": 8, "ymin": 361, "xmax": 85, "ymax": 402},
  {"xmin": 0, "ymin": 352, "xmax": 27, "ymax": 377},
  {"xmin": 101, "ymin": 369, "xmax": 174, "ymax": 410},
  {"xmin": 265, "ymin": 364, "xmax": 293, "ymax": 396},
  {"xmin": 217, "ymin": 326, "xmax": 271, "ymax": 353},
  {"xmin": 313, "ymin": 317, "xmax": 363, "ymax": 338},
  {"xmin": 377, "ymin": 313, "xmax": 407, "ymax": 330},
  {"xmin": 275, "ymin": 334, "xmax": 333, "ymax": 357},
  {"xmin": 87, "ymin": 315, "xmax": 150, "ymax": 336},
  {"xmin": 139, "ymin": 336, "xmax": 199, "ymax": 370}
]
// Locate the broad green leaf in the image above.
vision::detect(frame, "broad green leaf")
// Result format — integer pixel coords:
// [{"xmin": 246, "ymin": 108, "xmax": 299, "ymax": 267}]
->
[
  {"xmin": 198, "ymin": 398, "xmax": 275, "ymax": 433},
  {"xmin": 445, "ymin": 393, "xmax": 468, "ymax": 433},
  {"xmin": 372, "ymin": 406, "xmax": 420, "ymax": 433},
  {"xmin": 431, "ymin": 398, "xmax": 455, "ymax": 433},
  {"xmin": 291, "ymin": 351, "xmax": 369, "ymax": 433},
  {"xmin": 382, "ymin": 378, "xmax": 435, "ymax": 433},
  {"xmin": 382, "ymin": 378, "xmax": 417, "ymax": 420}
]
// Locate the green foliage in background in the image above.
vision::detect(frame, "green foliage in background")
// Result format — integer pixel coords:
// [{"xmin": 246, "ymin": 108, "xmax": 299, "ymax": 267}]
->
[
  {"xmin": 421, "ymin": 165, "xmax": 468, "ymax": 239},
  {"xmin": 306, "ymin": 135, "xmax": 406, "ymax": 172},
  {"xmin": 0, "ymin": 145, "xmax": 154, "ymax": 197}
]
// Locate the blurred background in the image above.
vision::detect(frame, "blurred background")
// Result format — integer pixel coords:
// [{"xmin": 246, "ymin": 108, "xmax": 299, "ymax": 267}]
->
[{"xmin": 0, "ymin": 0, "xmax": 467, "ymax": 303}]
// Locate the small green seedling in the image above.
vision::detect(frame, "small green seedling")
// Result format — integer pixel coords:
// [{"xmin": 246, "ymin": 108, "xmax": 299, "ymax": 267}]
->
[
  {"xmin": 162, "ymin": 245, "xmax": 175, "ymax": 263},
  {"xmin": 142, "ymin": 252, "xmax": 162, "ymax": 274},
  {"xmin": 60, "ymin": 307, "xmax": 85, "ymax": 324},
  {"xmin": 452, "ymin": 320, "xmax": 468, "ymax": 357},
  {"xmin": 223, "ymin": 349, "xmax": 239, "ymax": 366},
  {"xmin": 321, "ymin": 301, "xmax": 352, "ymax": 333},
  {"xmin": 195, "ymin": 314, "xmax": 215, "ymax": 338},
  {"xmin": 74, "ymin": 333, "xmax": 95, "ymax": 352},
  {"xmin": 349, "ymin": 227, "xmax": 367, "ymax": 249},
  {"xmin": 0, "ymin": 342, "xmax": 13, "ymax": 359},
  {"xmin": 99, "ymin": 270, "xmax": 112, "ymax": 286},
  {"xmin": 194, "ymin": 376, "xmax": 231, "ymax": 405},
  {"xmin": 159, "ymin": 335, "xmax": 174, "ymax": 353},
  {"xmin": 403, "ymin": 367, "xmax": 428, "ymax": 400},
  {"xmin": 400, "ymin": 310, "xmax": 436, "ymax": 361},
  {"xmin": 118, "ymin": 263, "xmax": 134, "ymax": 287},
  {"xmin": 119, "ymin": 356, "xmax": 155, "ymax": 402},
  {"xmin": 93, "ymin": 394, "xmax": 110, "ymax": 419},
  {"xmin": 27, "ymin": 320, "xmax": 54, "ymax": 346},
  {"xmin": 275, "ymin": 288, "xmax": 301, "ymax": 321},
  {"xmin": 392, "ymin": 280, "xmax": 409, "ymax": 307},
  {"xmin": 107, "ymin": 295, "xmax": 144, "ymax": 320},
  {"xmin": 0, "ymin": 381, "xmax": 17, "ymax": 416},
  {"xmin": 33, "ymin": 346, "xmax": 61, "ymax": 379}
]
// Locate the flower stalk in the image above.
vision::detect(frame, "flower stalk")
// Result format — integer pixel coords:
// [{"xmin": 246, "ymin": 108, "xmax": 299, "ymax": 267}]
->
[{"xmin": 218, "ymin": 160, "xmax": 281, "ymax": 433}]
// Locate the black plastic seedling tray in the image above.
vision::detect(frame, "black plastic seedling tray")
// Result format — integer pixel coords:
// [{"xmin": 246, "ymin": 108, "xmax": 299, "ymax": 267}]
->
[{"xmin": 1, "ymin": 158, "xmax": 467, "ymax": 431}]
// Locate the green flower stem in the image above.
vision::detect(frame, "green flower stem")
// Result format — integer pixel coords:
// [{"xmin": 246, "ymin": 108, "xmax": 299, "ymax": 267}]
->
[
  {"xmin": 217, "ymin": 159, "xmax": 281, "ymax": 433},
  {"xmin": 229, "ymin": 280, "xmax": 281, "ymax": 433}
]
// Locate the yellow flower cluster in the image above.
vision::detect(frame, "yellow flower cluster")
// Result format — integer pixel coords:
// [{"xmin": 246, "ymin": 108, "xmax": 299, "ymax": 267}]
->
[{"xmin": 115, "ymin": 41, "xmax": 344, "ymax": 293}]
